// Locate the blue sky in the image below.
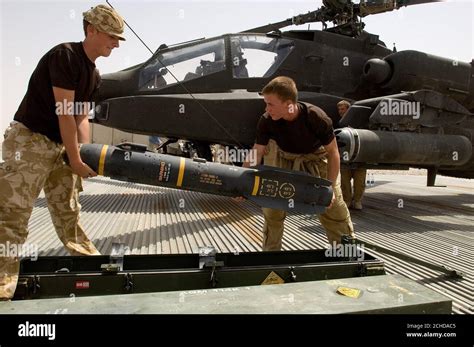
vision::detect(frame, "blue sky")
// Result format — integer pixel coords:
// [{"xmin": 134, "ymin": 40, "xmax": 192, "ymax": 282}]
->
[{"xmin": 1, "ymin": 0, "xmax": 473, "ymax": 135}]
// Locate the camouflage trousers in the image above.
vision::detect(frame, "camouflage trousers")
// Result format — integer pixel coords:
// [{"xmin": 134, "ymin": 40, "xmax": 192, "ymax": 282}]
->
[
  {"xmin": 0, "ymin": 122, "xmax": 99, "ymax": 300},
  {"xmin": 261, "ymin": 140, "xmax": 354, "ymax": 251},
  {"xmin": 340, "ymin": 167, "xmax": 367, "ymax": 206}
]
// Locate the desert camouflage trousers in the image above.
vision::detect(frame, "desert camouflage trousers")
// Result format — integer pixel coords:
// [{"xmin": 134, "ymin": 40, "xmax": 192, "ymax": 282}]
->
[
  {"xmin": 261, "ymin": 140, "xmax": 354, "ymax": 251},
  {"xmin": 340, "ymin": 167, "xmax": 367, "ymax": 206},
  {"xmin": 0, "ymin": 122, "xmax": 99, "ymax": 300}
]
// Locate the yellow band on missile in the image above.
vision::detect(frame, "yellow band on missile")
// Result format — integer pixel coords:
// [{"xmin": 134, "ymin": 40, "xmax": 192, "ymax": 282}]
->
[
  {"xmin": 251, "ymin": 175, "xmax": 260, "ymax": 196},
  {"xmin": 177, "ymin": 157, "xmax": 186, "ymax": 187},
  {"xmin": 98, "ymin": 145, "xmax": 109, "ymax": 176}
]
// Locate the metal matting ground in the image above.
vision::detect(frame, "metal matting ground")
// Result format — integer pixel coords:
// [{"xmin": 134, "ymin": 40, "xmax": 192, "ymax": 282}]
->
[{"xmin": 25, "ymin": 173, "xmax": 473, "ymax": 314}]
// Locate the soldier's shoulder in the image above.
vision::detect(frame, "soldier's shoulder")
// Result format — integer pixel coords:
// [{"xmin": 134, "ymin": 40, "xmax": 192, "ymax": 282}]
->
[
  {"xmin": 301, "ymin": 102, "xmax": 330, "ymax": 119},
  {"xmin": 49, "ymin": 42, "xmax": 75, "ymax": 53}
]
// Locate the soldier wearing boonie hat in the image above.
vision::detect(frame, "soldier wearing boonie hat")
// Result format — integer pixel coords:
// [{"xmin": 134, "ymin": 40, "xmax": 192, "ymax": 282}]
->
[
  {"xmin": 83, "ymin": 4, "xmax": 126, "ymax": 41},
  {"xmin": 0, "ymin": 4, "xmax": 126, "ymax": 300}
]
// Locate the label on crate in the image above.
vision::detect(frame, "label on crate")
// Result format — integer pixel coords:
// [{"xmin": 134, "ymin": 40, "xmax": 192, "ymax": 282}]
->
[{"xmin": 75, "ymin": 281, "xmax": 90, "ymax": 289}]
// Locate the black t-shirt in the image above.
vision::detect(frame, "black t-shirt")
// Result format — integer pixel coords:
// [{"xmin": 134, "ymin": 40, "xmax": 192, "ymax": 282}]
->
[
  {"xmin": 14, "ymin": 42, "xmax": 100, "ymax": 143},
  {"xmin": 255, "ymin": 102, "xmax": 335, "ymax": 154}
]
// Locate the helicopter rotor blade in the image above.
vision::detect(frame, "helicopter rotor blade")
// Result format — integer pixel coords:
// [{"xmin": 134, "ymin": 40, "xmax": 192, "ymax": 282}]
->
[
  {"xmin": 244, "ymin": 0, "xmax": 444, "ymax": 34},
  {"xmin": 242, "ymin": 18, "xmax": 294, "ymax": 34},
  {"xmin": 396, "ymin": 0, "xmax": 444, "ymax": 6},
  {"xmin": 359, "ymin": 0, "xmax": 444, "ymax": 17}
]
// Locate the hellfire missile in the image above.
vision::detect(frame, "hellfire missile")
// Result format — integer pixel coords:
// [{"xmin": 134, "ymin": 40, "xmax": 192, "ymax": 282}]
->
[
  {"xmin": 336, "ymin": 128, "xmax": 472, "ymax": 167},
  {"xmin": 79, "ymin": 143, "xmax": 333, "ymax": 214}
]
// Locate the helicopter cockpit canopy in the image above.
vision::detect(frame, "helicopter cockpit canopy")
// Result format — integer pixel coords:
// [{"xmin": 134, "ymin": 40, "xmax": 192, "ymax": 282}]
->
[
  {"xmin": 139, "ymin": 38, "xmax": 226, "ymax": 91},
  {"xmin": 138, "ymin": 34, "xmax": 294, "ymax": 91},
  {"xmin": 230, "ymin": 35, "xmax": 294, "ymax": 79}
]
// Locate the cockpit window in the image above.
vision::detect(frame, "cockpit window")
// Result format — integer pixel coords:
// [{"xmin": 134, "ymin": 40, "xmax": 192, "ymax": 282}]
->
[
  {"xmin": 230, "ymin": 35, "xmax": 294, "ymax": 79},
  {"xmin": 139, "ymin": 38, "xmax": 226, "ymax": 90}
]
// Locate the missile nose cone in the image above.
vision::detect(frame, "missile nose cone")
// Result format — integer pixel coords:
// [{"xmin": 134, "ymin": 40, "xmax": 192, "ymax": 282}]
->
[{"xmin": 314, "ymin": 183, "xmax": 333, "ymax": 207}]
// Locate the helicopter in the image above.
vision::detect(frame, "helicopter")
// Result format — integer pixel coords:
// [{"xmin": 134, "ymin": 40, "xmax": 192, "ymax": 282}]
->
[{"xmin": 91, "ymin": 0, "xmax": 474, "ymax": 186}]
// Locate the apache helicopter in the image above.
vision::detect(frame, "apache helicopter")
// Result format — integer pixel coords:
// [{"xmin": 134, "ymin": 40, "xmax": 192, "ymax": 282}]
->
[{"xmin": 91, "ymin": 0, "xmax": 474, "ymax": 186}]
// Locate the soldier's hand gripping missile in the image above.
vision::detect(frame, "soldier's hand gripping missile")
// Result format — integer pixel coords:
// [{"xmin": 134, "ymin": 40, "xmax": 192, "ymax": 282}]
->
[{"xmin": 79, "ymin": 143, "xmax": 333, "ymax": 214}]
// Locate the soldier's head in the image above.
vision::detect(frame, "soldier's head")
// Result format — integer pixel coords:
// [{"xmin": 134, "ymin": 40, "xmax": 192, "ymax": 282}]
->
[
  {"xmin": 261, "ymin": 76, "xmax": 298, "ymax": 121},
  {"xmin": 337, "ymin": 100, "xmax": 351, "ymax": 117},
  {"xmin": 82, "ymin": 4, "xmax": 125, "ymax": 59}
]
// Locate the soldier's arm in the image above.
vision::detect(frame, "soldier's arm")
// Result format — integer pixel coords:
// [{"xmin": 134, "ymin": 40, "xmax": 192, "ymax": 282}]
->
[
  {"xmin": 242, "ymin": 143, "xmax": 266, "ymax": 168},
  {"xmin": 53, "ymin": 87, "xmax": 96, "ymax": 178},
  {"xmin": 75, "ymin": 114, "xmax": 90, "ymax": 144}
]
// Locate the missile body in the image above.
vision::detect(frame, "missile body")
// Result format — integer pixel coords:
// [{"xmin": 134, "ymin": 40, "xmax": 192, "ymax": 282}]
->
[
  {"xmin": 336, "ymin": 128, "xmax": 472, "ymax": 167},
  {"xmin": 80, "ymin": 143, "xmax": 333, "ymax": 214}
]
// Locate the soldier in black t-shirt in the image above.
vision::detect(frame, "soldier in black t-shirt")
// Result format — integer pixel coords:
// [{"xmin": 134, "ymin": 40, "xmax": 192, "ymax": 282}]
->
[
  {"xmin": 0, "ymin": 5, "xmax": 126, "ymax": 300},
  {"xmin": 241, "ymin": 76, "xmax": 354, "ymax": 251}
]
